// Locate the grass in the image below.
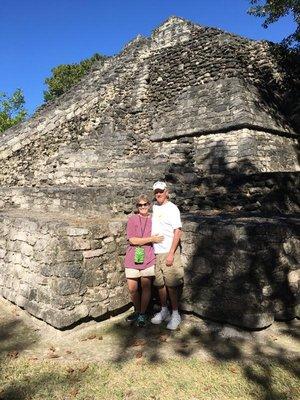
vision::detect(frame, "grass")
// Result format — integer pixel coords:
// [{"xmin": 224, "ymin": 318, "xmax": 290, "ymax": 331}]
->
[
  {"xmin": 0, "ymin": 302, "xmax": 299, "ymax": 400},
  {"xmin": 0, "ymin": 356, "xmax": 299, "ymax": 400}
]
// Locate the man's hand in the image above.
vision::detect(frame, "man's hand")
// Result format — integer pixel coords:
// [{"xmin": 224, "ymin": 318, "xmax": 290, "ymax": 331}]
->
[
  {"xmin": 166, "ymin": 253, "xmax": 174, "ymax": 267},
  {"xmin": 152, "ymin": 235, "xmax": 164, "ymax": 243}
]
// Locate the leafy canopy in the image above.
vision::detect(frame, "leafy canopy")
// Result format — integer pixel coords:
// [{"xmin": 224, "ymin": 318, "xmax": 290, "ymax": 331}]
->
[
  {"xmin": 248, "ymin": 0, "xmax": 300, "ymax": 49},
  {"xmin": 44, "ymin": 53, "xmax": 108, "ymax": 102},
  {"xmin": 0, "ymin": 89, "xmax": 27, "ymax": 133}
]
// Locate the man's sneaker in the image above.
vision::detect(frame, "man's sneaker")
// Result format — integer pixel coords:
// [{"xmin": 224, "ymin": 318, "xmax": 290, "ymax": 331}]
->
[
  {"xmin": 136, "ymin": 313, "xmax": 147, "ymax": 327},
  {"xmin": 125, "ymin": 312, "xmax": 138, "ymax": 323},
  {"xmin": 166, "ymin": 313, "xmax": 181, "ymax": 330},
  {"xmin": 151, "ymin": 309, "xmax": 171, "ymax": 325}
]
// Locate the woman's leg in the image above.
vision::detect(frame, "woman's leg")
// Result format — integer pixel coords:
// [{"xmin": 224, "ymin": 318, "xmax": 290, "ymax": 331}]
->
[
  {"xmin": 140, "ymin": 276, "xmax": 152, "ymax": 314},
  {"xmin": 127, "ymin": 278, "xmax": 140, "ymax": 313}
]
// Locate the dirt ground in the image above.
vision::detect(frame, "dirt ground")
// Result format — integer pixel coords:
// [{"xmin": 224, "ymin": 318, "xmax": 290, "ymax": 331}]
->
[{"xmin": 1, "ymin": 297, "xmax": 299, "ymax": 365}]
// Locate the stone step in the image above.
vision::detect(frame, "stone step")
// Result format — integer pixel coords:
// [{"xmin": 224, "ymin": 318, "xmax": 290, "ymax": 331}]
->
[
  {"xmin": 0, "ymin": 186, "xmax": 136, "ymax": 215},
  {"xmin": 170, "ymin": 171, "xmax": 300, "ymax": 215},
  {"xmin": 1, "ymin": 171, "xmax": 299, "ymax": 217}
]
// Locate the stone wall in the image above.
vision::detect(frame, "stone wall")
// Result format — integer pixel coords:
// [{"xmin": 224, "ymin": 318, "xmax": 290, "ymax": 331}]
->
[
  {"xmin": 0, "ymin": 210, "xmax": 298, "ymax": 329},
  {"xmin": 0, "ymin": 210, "xmax": 128, "ymax": 328},
  {"xmin": 0, "ymin": 171, "xmax": 299, "ymax": 217},
  {"xmin": 181, "ymin": 215, "xmax": 300, "ymax": 328}
]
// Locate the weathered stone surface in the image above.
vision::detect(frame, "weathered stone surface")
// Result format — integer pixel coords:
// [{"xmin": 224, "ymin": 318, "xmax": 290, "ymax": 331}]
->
[
  {"xmin": 181, "ymin": 216, "xmax": 300, "ymax": 328},
  {"xmin": 0, "ymin": 211, "xmax": 129, "ymax": 328},
  {"xmin": 0, "ymin": 17, "xmax": 299, "ymax": 329}
]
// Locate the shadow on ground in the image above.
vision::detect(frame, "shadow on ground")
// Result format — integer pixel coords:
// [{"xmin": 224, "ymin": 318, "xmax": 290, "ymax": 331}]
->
[{"xmin": 0, "ymin": 307, "xmax": 74, "ymax": 400}]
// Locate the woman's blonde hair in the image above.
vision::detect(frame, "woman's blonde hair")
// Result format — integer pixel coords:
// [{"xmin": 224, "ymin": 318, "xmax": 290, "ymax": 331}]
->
[{"xmin": 134, "ymin": 194, "xmax": 150, "ymax": 212}]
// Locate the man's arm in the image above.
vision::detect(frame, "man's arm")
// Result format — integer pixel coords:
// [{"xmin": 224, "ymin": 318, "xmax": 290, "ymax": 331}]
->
[{"xmin": 166, "ymin": 228, "xmax": 182, "ymax": 266}]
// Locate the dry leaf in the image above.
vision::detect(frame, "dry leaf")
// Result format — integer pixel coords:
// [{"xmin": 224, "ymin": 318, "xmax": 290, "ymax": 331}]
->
[
  {"xmin": 125, "ymin": 389, "xmax": 133, "ymax": 398},
  {"xmin": 79, "ymin": 364, "xmax": 89, "ymax": 373},
  {"xmin": 180, "ymin": 343, "xmax": 189, "ymax": 348},
  {"xmin": 69, "ymin": 388, "xmax": 79, "ymax": 397},
  {"xmin": 47, "ymin": 353, "xmax": 59, "ymax": 359},
  {"xmin": 131, "ymin": 339, "xmax": 146, "ymax": 347},
  {"xmin": 87, "ymin": 334, "xmax": 96, "ymax": 340},
  {"xmin": 7, "ymin": 351, "xmax": 19, "ymax": 359},
  {"xmin": 136, "ymin": 351, "xmax": 143, "ymax": 358},
  {"xmin": 158, "ymin": 334, "xmax": 168, "ymax": 342},
  {"xmin": 229, "ymin": 367, "xmax": 238, "ymax": 374},
  {"xmin": 28, "ymin": 356, "xmax": 38, "ymax": 361}
]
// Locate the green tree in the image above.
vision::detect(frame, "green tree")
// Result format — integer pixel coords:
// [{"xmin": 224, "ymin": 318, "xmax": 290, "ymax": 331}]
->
[
  {"xmin": 44, "ymin": 53, "xmax": 108, "ymax": 102},
  {"xmin": 0, "ymin": 89, "xmax": 27, "ymax": 133},
  {"xmin": 248, "ymin": 0, "xmax": 300, "ymax": 49}
]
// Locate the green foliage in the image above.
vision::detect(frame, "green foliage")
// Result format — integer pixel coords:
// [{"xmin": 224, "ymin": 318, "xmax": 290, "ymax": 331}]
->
[
  {"xmin": 0, "ymin": 89, "xmax": 27, "ymax": 133},
  {"xmin": 248, "ymin": 0, "xmax": 300, "ymax": 49},
  {"xmin": 44, "ymin": 53, "xmax": 108, "ymax": 102}
]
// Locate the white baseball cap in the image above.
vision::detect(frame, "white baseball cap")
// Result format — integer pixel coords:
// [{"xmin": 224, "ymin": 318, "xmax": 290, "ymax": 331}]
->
[{"xmin": 153, "ymin": 181, "xmax": 167, "ymax": 191}]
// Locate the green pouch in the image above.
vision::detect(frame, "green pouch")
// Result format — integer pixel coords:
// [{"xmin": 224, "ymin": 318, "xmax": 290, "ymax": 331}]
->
[{"xmin": 134, "ymin": 246, "xmax": 145, "ymax": 264}]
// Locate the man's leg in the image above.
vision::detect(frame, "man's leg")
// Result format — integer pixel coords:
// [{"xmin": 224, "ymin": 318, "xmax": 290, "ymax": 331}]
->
[
  {"xmin": 151, "ymin": 285, "xmax": 170, "ymax": 324},
  {"xmin": 167, "ymin": 286, "xmax": 178, "ymax": 311},
  {"xmin": 157, "ymin": 285, "xmax": 168, "ymax": 308},
  {"xmin": 166, "ymin": 285, "xmax": 181, "ymax": 330}
]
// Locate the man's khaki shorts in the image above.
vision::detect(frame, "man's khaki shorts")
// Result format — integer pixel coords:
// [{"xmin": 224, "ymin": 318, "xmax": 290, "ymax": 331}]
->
[
  {"xmin": 154, "ymin": 250, "xmax": 184, "ymax": 287},
  {"xmin": 125, "ymin": 265, "xmax": 155, "ymax": 279}
]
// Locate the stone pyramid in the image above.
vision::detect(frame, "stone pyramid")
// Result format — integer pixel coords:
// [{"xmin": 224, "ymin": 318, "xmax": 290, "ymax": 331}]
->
[{"xmin": 0, "ymin": 17, "xmax": 299, "ymax": 328}]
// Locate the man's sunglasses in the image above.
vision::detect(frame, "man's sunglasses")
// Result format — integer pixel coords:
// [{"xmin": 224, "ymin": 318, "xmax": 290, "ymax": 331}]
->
[{"xmin": 137, "ymin": 202, "xmax": 150, "ymax": 208}]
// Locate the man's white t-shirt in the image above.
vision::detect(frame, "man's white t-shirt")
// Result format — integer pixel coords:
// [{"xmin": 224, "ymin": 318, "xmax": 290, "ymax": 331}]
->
[{"xmin": 152, "ymin": 201, "xmax": 182, "ymax": 254}]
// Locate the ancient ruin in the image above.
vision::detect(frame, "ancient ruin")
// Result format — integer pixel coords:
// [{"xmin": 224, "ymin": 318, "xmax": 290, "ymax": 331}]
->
[{"xmin": 0, "ymin": 17, "xmax": 299, "ymax": 329}]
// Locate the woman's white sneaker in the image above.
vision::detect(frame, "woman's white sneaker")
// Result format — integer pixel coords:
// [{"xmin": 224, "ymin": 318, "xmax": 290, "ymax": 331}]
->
[
  {"xmin": 166, "ymin": 313, "xmax": 181, "ymax": 330},
  {"xmin": 151, "ymin": 309, "xmax": 171, "ymax": 324}
]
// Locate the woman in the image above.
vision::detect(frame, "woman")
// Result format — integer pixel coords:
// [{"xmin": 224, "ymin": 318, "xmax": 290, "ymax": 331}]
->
[{"xmin": 124, "ymin": 194, "xmax": 163, "ymax": 327}]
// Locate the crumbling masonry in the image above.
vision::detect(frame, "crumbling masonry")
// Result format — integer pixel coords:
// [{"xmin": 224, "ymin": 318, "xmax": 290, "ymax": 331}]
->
[{"xmin": 0, "ymin": 17, "xmax": 299, "ymax": 328}]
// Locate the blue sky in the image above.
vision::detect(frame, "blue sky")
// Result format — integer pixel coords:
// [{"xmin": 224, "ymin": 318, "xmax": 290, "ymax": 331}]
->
[{"xmin": 0, "ymin": 0, "xmax": 296, "ymax": 114}]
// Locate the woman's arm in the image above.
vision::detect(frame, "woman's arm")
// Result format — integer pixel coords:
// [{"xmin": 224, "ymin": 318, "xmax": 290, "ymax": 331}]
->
[{"xmin": 129, "ymin": 235, "xmax": 163, "ymax": 246}]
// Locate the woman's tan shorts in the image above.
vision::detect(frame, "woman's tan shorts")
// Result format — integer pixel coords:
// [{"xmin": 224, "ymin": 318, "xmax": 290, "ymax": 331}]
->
[
  {"xmin": 125, "ymin": 265, "xmax": 155, "ymax": 279},
  {"xmin": 154, "ymin": 251, "xmax": 184, "ymax": 287}
]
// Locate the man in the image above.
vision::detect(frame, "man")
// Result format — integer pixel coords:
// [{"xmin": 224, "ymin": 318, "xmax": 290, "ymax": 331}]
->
[{"xmin": 151, "ymin": 181, "xmax": 184, "ymax": 330}]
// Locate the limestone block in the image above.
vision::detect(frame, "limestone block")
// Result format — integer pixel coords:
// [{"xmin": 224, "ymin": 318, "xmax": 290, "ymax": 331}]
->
[
  {"xmin": 19, "ymin": 242, "xmax": 34, "ymax": 257},
  {"xmin": 82, "ymin": 270, "xmax": 106, "ymax": 287},
  {"xmin": 109, "ymin": 221, "xmax": 125, "ymax": 235},
  {"xmin": 288, "ymin": 269, "xmax": 300, "ymax": 293},
  {"xmin": 52, "ymin": 278, "xmax": 81, "ymax": 296},
  {"xmin": 66, "ymin": 227, "xmax": 89, "ymax": 236},
  {"xmin": 89, "ymin": 303, "xmax": 108, "ymax": 318},
  {"xmin": 68, "ymin": 237, "xmax": 91, "ymax": 250},
  {"xmin": 107, "ymin": 272, "xmax": 124, "ymax": 288},
  {"xmin": 89, "ymin": 287, "xmax": 109, "ymax": 302}
]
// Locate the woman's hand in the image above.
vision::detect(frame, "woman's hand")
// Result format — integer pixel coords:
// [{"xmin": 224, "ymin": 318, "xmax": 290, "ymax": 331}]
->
[{"xmin": 151, "ymin": 235, "xmax": 164, "ymax": 243}]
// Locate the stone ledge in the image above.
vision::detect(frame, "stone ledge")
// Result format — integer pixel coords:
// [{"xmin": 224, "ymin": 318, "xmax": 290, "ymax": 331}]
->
[{"xmin": 150, "ymin": 122, "xmax": 298, "ymax": 142}]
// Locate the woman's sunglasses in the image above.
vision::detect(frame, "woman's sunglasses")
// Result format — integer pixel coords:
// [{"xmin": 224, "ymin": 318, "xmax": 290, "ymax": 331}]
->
[{"xmin": 137, "ymin": 202, "xmax": 150, "ymax": 208}]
